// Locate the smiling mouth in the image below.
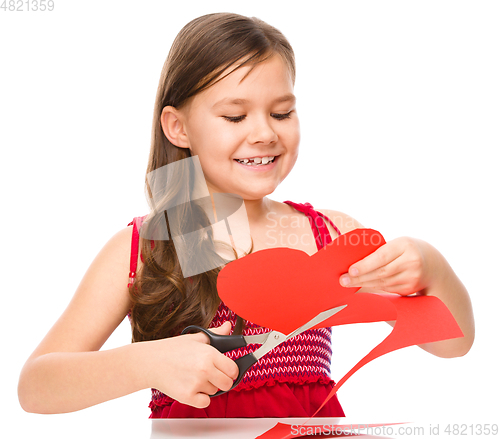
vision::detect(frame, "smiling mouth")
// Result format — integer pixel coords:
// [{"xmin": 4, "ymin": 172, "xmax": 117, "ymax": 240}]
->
[{"xmin": 233, "ymin": 155, "xmax": 278, "ymax": 166}]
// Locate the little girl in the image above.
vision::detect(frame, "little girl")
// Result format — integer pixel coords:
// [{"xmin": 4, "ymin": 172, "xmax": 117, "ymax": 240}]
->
[{"xmin": 18, "ymin": 12, "xmax": 474, "ymax": 418}]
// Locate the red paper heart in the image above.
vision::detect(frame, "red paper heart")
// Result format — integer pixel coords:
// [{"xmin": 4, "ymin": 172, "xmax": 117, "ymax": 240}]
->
[
  {"xmin": 217, "ymin": 228, "xmax": 386, "ymax": 334},
  {"xmin": 217, "ymin": 227, "xmax": 464, "ymax": 439}
]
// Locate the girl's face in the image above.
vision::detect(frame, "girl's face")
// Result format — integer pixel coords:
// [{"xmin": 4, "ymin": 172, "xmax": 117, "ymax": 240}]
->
[{"xmin": 179, "ymin": 55, "xmax": 300, "ymax": 201}]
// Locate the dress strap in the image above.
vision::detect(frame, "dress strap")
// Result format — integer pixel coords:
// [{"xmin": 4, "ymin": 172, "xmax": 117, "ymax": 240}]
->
[
  {"xmin": 127, "ymin": 217, "xmax": 144, "ymax": 287},
  {"xmin": 283, "ymin": 201, "xmax": 341, "ymax": 251},
  {"xmin": 127, "ymin": 215, "xmax": 156, "ymax": 287}
]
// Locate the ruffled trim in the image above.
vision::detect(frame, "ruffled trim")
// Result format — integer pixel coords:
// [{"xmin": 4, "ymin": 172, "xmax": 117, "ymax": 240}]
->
[
  {"xmin": 149, "ymin": 375, "xmax": 333, "ymax": 410},
  {"xmin": 231, "ymin": 373, "xmax": 333, "ymax": 392}
]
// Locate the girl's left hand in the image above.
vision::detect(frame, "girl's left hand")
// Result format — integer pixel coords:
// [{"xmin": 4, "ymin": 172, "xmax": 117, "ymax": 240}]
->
[{"xmin": 339, "ymin": 237, "xmax": 435, "ymax": 296}]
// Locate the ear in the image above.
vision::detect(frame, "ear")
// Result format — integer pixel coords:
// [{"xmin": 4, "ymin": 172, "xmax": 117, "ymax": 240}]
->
[{"xmin": 160, "ymin": 106, "xmax": 190, "ymax": 149}]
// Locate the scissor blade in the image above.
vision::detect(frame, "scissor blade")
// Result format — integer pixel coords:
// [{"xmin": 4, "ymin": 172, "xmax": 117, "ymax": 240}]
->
[
  {"xmin": 245, "ymin": 305, "xmax": 348, "ymax": 362},
  {"xmin": 285, "ymin": 304, "xmax": 347, "ymax": 341},
  {"xmin": 251, "ymin": 331, "xmax": 287, "ymax": 361},
  {"xmin": 242, "ymin": 333, "xmax": 272, "ymax": 345}
]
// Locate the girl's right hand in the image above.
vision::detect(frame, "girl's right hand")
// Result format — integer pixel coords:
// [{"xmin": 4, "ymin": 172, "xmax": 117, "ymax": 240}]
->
[{"xmin": 145, "ymin": 321, "xmax": 239, "ymax": 409}]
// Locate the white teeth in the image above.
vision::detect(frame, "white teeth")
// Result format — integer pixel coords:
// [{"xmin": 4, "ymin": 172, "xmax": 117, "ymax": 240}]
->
[{"xmin": 235, "ymin": 156, "xmax": 276, "ymax": 166}]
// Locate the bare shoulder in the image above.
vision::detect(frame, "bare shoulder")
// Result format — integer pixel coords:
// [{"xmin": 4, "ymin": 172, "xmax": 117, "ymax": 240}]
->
[
  {"xmin": 81, "ymin": 224, "xmax": 136, "ymax": 307},
  {"xmin": 84, "ymin": 225, "xmax": 135, "ymax": 285},
  {"xmin": 107, "ymin": 224, "xmax": 134, "ymax": 261},
  {"xmin": 315, "ymin": 209, "xmax": 365, "ymax": 235}
]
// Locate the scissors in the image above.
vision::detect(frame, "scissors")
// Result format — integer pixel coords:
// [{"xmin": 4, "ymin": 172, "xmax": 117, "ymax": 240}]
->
[{"xmin": 181, "ymin": 304, "xmax": 347, "ymax": 397}]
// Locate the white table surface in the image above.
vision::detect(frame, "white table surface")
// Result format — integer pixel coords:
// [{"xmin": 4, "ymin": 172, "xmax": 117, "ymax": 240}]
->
[
  {"xmin": 151, "ymin": 417, "xmax": 347, "ymax": 438},
  {"xmin": 11, "ymin": 413, "xmax": 492, "ymax": 438},
  {"xmin": 149, "ymin": 418, "xmax": 455, "ymax": 438}
]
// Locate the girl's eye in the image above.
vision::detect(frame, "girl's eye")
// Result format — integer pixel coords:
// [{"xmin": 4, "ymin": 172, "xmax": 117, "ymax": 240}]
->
[
  {"xmin": 223, "ymin": 115, "xmax": 246, "ymax": 123},
  {"xmin": 222, "ymin": 111, "xmax": 293, "ymax": 124},
  {"xmin": 271, "ymin": 111, "xmax": 292, "ymax": 121}
]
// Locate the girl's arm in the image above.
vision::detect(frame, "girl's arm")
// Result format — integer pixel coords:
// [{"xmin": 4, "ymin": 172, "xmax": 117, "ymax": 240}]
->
[
  {"xmin": 318, "ymin": 209, "xmax": 475, "ymax": 359},
  {"xmin": 18, "ymin": 227, "xmax": 238, "ymax": 414}
]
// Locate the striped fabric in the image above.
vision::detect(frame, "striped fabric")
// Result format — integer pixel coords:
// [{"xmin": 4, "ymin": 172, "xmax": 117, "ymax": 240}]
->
[{"xmin": 151, "ymin": 301, "xmax": 333, "ymax": 406}]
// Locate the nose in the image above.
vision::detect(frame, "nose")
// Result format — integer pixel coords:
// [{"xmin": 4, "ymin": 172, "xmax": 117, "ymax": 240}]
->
[{"xmin": 247, "ymin": 115, "xmax": 278, "ymax": 145}]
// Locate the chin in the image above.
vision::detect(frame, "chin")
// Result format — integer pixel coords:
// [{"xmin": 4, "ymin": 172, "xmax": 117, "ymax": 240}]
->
[{"xmin": 241, "ymin": 187, "xmax": 278, "ymax": 201}]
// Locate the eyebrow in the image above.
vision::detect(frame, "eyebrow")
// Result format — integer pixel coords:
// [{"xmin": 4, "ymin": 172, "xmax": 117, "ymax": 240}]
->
[{"xmin": 212, "ymin": 93, "xmax": 296, "ymax": 109}]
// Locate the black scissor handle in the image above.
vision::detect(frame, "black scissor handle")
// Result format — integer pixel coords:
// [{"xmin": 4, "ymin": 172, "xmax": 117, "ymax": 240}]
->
[
  {"xmin": 181, "ymin": 325, "xmax": 247, "ymax": 354},
  {"xmin": 212, "ymin": 352, "xmax": 257, "ymax": 397},
  {"xmin": 181, "ymin": 325, "xmax": 257, "ymax": 397}
]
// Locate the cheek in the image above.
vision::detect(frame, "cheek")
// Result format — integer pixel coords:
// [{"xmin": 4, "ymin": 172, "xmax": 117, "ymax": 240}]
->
[
  {"xmin": 215, "ymin": 126, "xmax": 243, "ymax": 147},
  {"xmin": 195, "ymin": 121, "xmax": 244, "ymax": 152},
  {"xmin": 281, "ymin": 120, "xmax": 300, "ymax": 149},
  {"xmin": 279, "ymin": 151, "xmax": 299, "ymax": 184},
  {"xmin": 282, "ymin": 122, "xmax": 300, "ymax": 170}
]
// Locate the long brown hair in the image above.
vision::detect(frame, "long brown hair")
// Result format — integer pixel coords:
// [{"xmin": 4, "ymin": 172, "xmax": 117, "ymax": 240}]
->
[{"xmin": 129, "ymin": 13, "xmax": 296, "ymax": 342}]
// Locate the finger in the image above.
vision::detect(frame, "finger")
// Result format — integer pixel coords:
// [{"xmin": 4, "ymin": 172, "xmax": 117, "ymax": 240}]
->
[
  {"xmin": 347, "ymin": 241, "xmax": 404, "ymax": 279},
  {"xmin": 210, "ymin": 321, "xmax": 232, "ymax": 336},
  {"xmin": 213, "ymin": 352, "xmax": 239, "ymax": 381},
  {"xmin": 342, "ymin": 270, "xmax": 407, "ymax": 291},
  {"xmin": 207, "ymin": 364, "xmax": 236, "ymax": 393},
  {"xmin": 215, "ymin": 354, "xmax": 239, "ymax": 382},
  {"xmin": 189, "ymin": 392, "xmax": 211, "ymax": 409},
  {"xmin": 350, "ymin": 275, "xmax": 419, "ymax": 295},
  {"xmin": 190, "ymin": 321, "xmax": 232, "ymax": 344},
  {"xmin": 197, "ymin": 381, "xmax": 220, "ymax": 396},
  {"xmin": 371, "ymin": 284, "xmax": 419, "ymax": 296},
  {"xmin": 341, "ymin": 258, "xmax": 401, "ymax": 287}
]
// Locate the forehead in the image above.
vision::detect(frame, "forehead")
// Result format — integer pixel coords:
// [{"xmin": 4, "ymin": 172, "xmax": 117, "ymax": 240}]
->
[{"xmin": 189, "ymin": 55, "xmax": 294, "ymax": 109}]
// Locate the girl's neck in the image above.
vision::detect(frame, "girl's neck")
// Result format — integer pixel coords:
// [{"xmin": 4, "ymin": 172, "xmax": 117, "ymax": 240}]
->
[
  {"xmin": 242, "ymin": 197, "xmax": 274, "ymax": 226},
  {"xmin": 207, "ymin": 190, "xmax": 276, "ymax": 228}
]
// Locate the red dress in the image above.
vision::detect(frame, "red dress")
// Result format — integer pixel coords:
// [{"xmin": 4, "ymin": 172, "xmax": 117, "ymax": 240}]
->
[{"xmin": 128, "ymin": 201, "xmax": 345, "ymax": 418}]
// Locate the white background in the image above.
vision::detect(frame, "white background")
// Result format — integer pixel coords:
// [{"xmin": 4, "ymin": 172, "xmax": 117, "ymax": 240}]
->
[{"xmin": 1, "ymin": 1, "xmax": 499, "ymax": 437}]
